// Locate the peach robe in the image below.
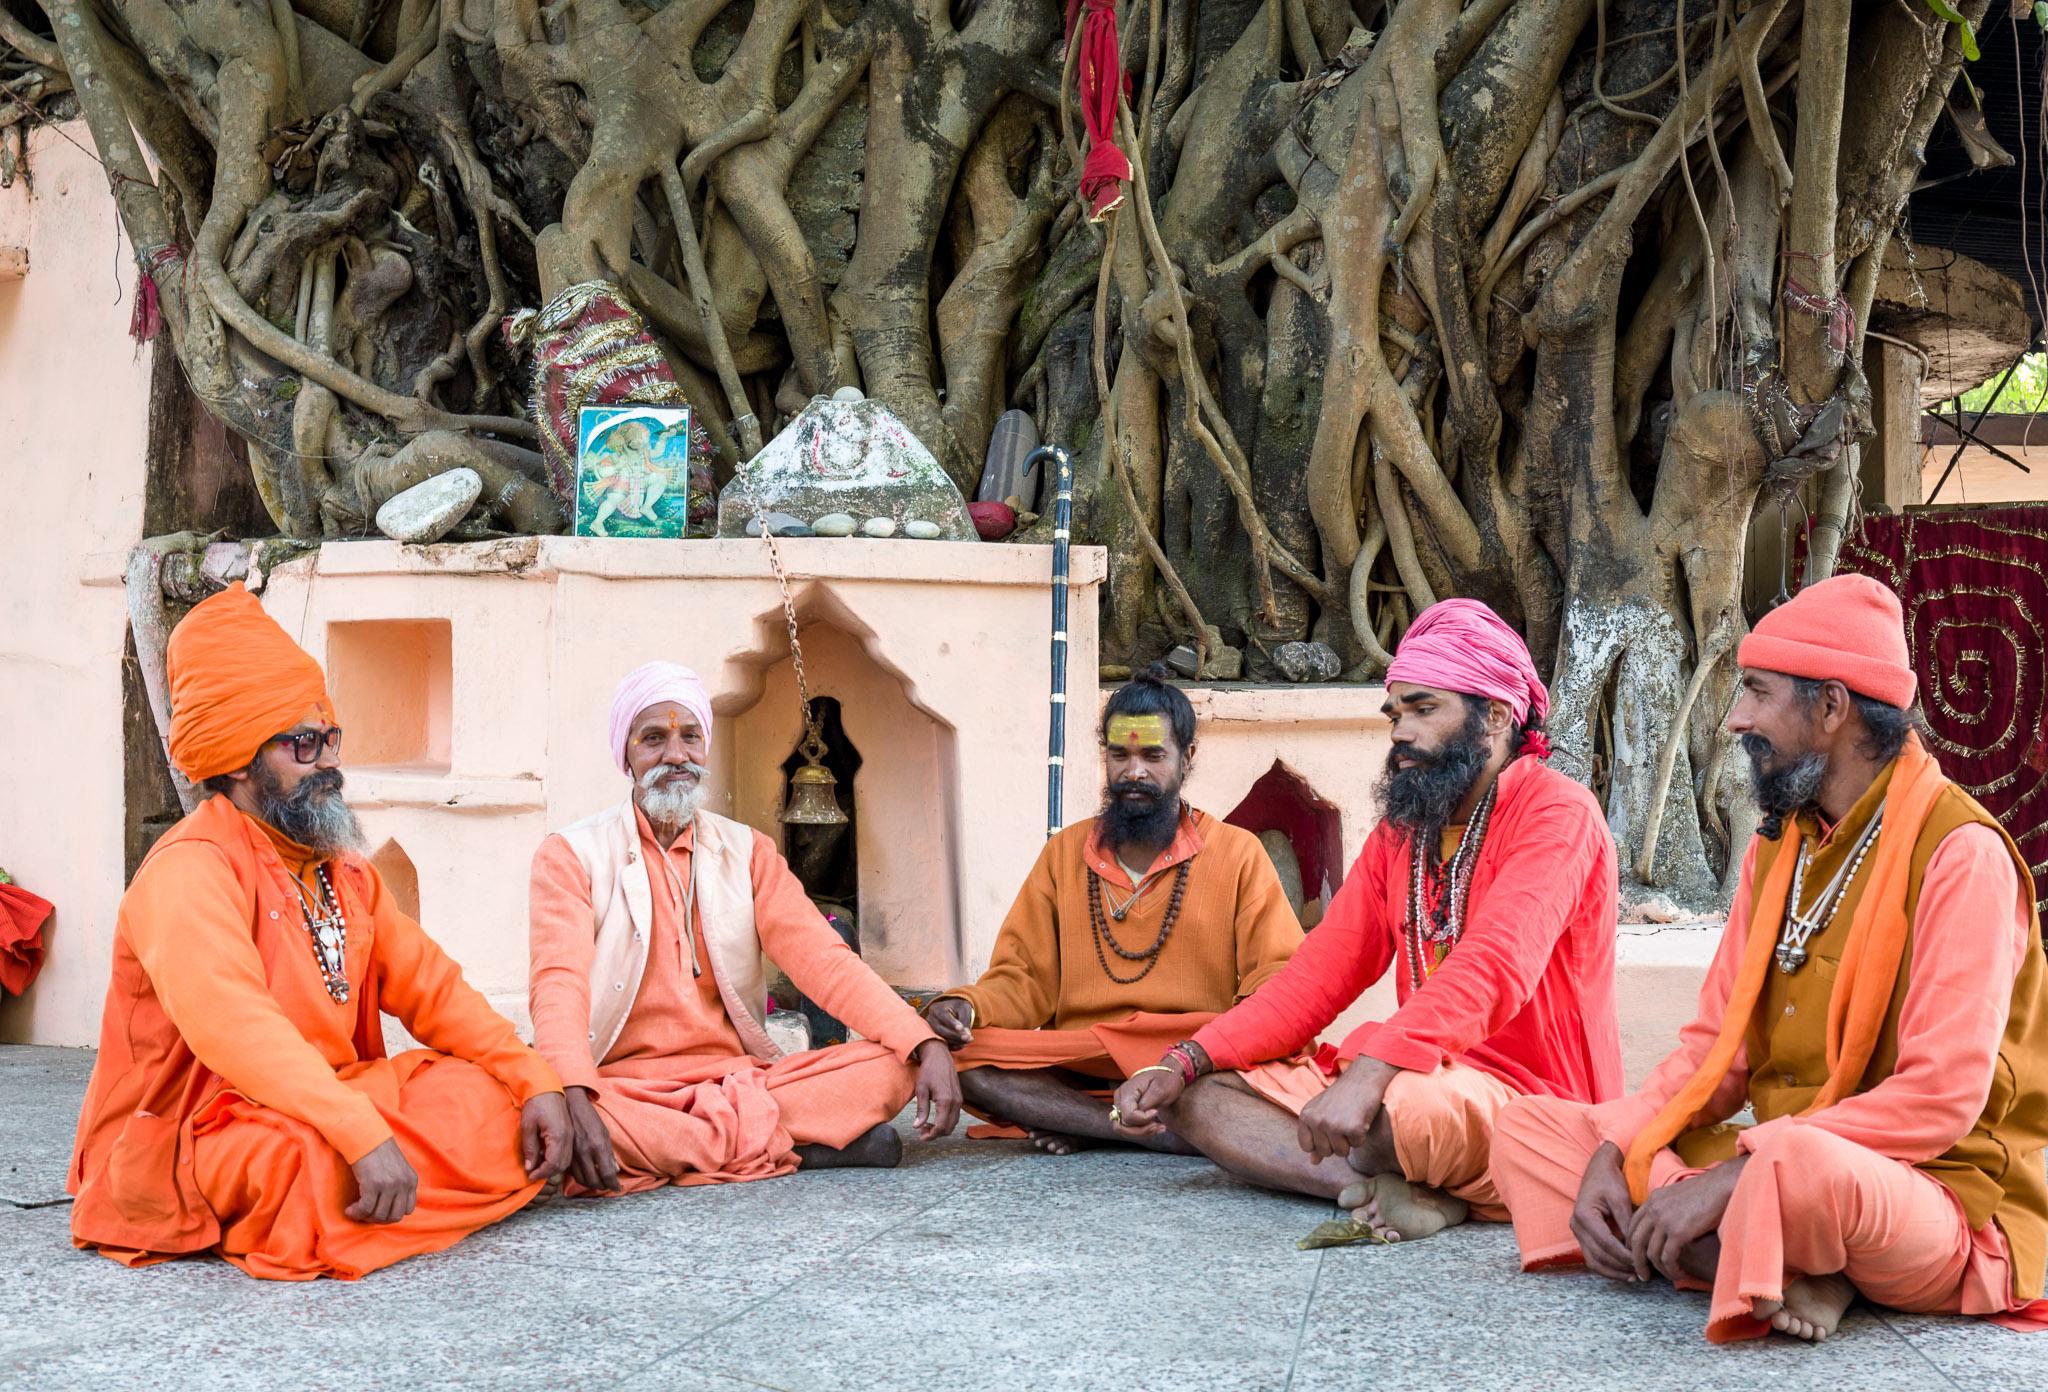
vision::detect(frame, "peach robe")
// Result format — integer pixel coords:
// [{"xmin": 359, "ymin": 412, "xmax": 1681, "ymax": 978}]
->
[
  {"xmin": 69, "ymin": 796, "xmax": 562, "ymax": 1280},
  {"xmin": 528, "ymin": 810, "xmax": 938, "ymax": 1190},
  {"xmin": 1490, "ymin": 824, "xmax": 2047, "ymax": 1340}
]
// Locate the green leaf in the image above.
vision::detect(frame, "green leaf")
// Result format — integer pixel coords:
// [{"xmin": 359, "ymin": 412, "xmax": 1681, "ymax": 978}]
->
[
  {"xmin": 2037, "ymin": 0, "xmax": 2047, "ymax": 28},
  {"xmin": 1923, "ymin": 0, "xmax": 1981, "ymax": 56}
]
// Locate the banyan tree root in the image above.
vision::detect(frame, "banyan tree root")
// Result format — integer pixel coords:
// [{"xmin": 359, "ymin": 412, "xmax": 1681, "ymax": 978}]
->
[{"xmin": 10, "ymin": 0, "xmax": 1991, "ymax": 904}]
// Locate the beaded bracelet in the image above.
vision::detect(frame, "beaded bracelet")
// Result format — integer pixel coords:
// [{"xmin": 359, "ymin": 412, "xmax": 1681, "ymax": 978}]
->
[{"xmin": 1161, "ymin": 1042, "xmax": 1203, "ymax": 1085}]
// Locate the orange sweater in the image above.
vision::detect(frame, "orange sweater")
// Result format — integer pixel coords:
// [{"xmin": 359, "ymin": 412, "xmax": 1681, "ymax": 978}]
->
[
  {"xmin": 69, "ymin": 796, "xmax": 559, "ymax": 1258},
  {"xmin": 944, "ymin": 808, "xmax": 1303, "ymax": 1032}
]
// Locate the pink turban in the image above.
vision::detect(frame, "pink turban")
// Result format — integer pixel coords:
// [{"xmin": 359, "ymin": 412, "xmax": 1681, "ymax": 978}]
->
[
  {"xmin": 609, "ymin": 661, "xmax": 714, "ymax": 772},
  {"xmin": 1386, "ymin": 598, "xmax": 1551, "ymax": 755}
]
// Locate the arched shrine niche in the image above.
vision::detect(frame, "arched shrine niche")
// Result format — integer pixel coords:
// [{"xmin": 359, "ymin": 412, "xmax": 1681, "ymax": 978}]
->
[
  {"xmin": 1224, "ymin": 762, "xmax": 1344, "ymax": 929},
  {"xmin": 718, "ymin": 587, "xmax": 962, "ymax": 993}
]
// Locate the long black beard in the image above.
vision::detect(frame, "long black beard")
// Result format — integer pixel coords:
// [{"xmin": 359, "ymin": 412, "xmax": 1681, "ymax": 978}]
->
[
  {"xmin": 1100, "ymin": 776, "xmax": 1183, "ymax": 851},
  {"xmin": 1374, "ymin": 703, "xmax": 1491, "ymax": 847},
  {"xmin": 253, "ymin": 763, "xmax": 365, "ymax": 857},
  {"xmin": 1743, "ymin": 734, "xmax": 1829, "ymax": 838}
]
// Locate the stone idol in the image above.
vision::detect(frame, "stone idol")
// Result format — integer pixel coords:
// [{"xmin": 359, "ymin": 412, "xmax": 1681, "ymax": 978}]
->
[{"xmin": 715, "ymin": 389, "xmax": 977, "ymax": 542}]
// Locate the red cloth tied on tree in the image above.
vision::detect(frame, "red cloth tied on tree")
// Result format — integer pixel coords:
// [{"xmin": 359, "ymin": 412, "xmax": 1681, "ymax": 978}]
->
[
  {"xmin": 1070, "ymin": 0, "xmax": 1131, "ymax": 222},
  {"xmin": 0, "ymin": 881, "xmax": 52, "ymax": 996}
]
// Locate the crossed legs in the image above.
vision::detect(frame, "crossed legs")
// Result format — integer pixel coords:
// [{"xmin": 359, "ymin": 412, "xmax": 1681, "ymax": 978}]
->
[{"xmin": 959, "ymin": 1066, "xmax": 1199, "ymax": 1156}]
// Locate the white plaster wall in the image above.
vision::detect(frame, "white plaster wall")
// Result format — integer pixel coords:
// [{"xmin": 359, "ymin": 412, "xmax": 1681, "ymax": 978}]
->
[{"xmin": 0, "ymin": 125, "xmax": 152, "ymax": 1046}]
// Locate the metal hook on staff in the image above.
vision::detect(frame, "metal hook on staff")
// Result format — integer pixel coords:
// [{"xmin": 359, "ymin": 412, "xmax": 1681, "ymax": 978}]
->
[{"xmin": 1029, "ymin": 444, "xmax": 1075, "ymax": 840}]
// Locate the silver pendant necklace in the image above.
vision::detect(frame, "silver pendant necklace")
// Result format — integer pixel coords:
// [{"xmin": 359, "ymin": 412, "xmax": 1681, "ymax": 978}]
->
[
  {"xmin": 288, "ymin": 865, "xmax": 351, "ymax": 1002},
  {"xmin": 1776, "ymin": 803, "xmax": 1884, "ymax": 974}
]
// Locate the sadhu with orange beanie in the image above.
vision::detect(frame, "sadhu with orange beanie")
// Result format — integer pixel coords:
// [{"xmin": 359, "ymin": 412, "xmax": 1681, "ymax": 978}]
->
[
  {"xmin": 68, "ymin": 584, "xmax": 572, "ymax": 1279},
  {"xmin": 1491, "ymin": 574, "xmax": 2048, "ymax": 1342}
]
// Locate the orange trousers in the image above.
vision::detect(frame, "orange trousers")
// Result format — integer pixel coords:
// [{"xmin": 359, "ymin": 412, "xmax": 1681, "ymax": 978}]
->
[
  {"xmin": 1240, "ymin": 1057, "xmax": 1520, "ymax": 1218},
  {"xmin": 1490, "ymin": 1093, "xmax": 1996, "ymax": 1342},
  {"xmin": 194, "ymin": 1051, "xmax": 542, "ymax": 1281},
  {"xmin": 588, "ymin": 1040, "xmax": 915, "ymax": 1193}
]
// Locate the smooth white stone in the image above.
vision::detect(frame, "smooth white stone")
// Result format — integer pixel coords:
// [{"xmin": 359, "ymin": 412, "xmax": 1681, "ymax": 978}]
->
[
  {"xmin": 903, "ymin": 519, "xmax": 942, "ymax": 539},
  {"xmin": 376, "ymin": 468, "xmax": 481, "ymax": 543},
  {"xmin": 812, "ymin": 513, "xmax": 858, "ymax": 536},
  {"xmin": 861, "ymin": 516, "xmax": 897, "ymax": 538}
]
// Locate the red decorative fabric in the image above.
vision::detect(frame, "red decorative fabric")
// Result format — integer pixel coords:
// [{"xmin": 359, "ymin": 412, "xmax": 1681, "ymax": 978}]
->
[
  {"xmin": 503, "ymin": 283, "xmax": 694, "ymax": 507},
  {"xmin": 0, "ymin": 882, "xmax": 52, "ymax": 996},
  {"xmin": 1071, "ymin": 0, "xmax": 1131, "ymax": 222},
  {"xmin": 1834, "ymin": 505, "xmax": 2048, "ymax": 912}
]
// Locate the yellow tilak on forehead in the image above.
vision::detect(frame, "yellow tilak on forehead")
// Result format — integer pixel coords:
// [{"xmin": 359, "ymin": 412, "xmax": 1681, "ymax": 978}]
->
[{"xmin": 1107, "ymin": 713, "xmax": 1169, "ymax": 748}]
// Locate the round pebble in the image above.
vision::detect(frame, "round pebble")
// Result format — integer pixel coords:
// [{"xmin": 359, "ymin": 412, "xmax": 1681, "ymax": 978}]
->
[
  {"xmin": 813, "ymin": 513, "xmax": 857, "ymax": 537},
  {"xmin": 904, "ymin": 519, "xmax": 942, "ymax": 540},
  {"xmin": 832, "ymin": 386, "xmax": 866, "ymax": 402},
  {"xmin": 861, "ymin": 517, "xmax": 897, "ymax": 538}
]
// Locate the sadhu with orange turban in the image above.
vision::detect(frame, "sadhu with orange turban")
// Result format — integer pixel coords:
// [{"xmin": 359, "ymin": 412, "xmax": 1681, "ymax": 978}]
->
[
  {"xmin": 1491, "ymin": 574, "xmax": 2048, "ymax": 1343},
  {"xmin": 69, "ymin": 584, "xmax": 571, "ymax": 1279},
  {"xmin": 1111, "ymin": 598, "xmax": 1621, "ymax": 1248}
]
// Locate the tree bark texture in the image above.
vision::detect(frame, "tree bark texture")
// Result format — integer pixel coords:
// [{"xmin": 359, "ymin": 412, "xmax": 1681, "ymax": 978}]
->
[{"xmin": 2, "ymin": 0, "xmax": 1989, "ymax": 902}]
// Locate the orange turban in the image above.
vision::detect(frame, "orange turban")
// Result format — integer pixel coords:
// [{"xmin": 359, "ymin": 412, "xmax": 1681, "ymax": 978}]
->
[
  {"xmin": 166, "ymin": 583, "xmax": 333, "ymax": 781},
  {"xmin": 1737, "ymin": 573, "xmax": 1917, "ymax": 708}
]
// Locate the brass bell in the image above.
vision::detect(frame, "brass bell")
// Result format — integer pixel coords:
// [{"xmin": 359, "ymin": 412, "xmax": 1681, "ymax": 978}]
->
[{"xmin": 781, "ymin": 727, "xmax": 848, "ymax": 825}]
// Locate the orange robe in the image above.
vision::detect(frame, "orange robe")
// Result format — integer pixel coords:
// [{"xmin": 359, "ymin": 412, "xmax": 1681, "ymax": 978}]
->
[
  {"xmin": 1491, "ymin": 824, "xmax": 2048, "ymax": 1338},
  {"xmin": 938, "ymin": 808, "xmax": 1301, "ymax": 1129},
  {"xmin": 68, "ymin": 796, "xmax": 562, "ymax": 1281},
  {"xmin": 528, "ymin": 811, "xmax": 938, "ymax": 1190}
]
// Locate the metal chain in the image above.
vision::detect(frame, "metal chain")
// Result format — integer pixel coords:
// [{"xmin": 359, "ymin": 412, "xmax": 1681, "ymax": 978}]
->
[{"xmin": 730, "ymin": 456, "xmax": 822, "ymax": 752}]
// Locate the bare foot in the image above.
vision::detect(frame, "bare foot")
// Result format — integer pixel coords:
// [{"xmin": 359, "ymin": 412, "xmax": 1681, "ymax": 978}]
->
[
  {"xmin": 1752, "ymin": 1273, "xmax": 1857, "ymax": 1342},
  {"xmin": 1027, "ymin": 1129, "xmax": 1098, "ymax": 1156},
  {"xmin": 1337, "ymin": 1173, "xmax": 1469, "ymax": 1243},
  {"xmin": 795, "ymin": 1122, "xmax": 904, "ymax": 1170}
]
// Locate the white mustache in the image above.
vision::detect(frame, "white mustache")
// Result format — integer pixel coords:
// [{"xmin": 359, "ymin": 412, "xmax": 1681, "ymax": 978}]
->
[{"xmin": 640, "ymin": 761, "xmax": 710, "ymax": 789}]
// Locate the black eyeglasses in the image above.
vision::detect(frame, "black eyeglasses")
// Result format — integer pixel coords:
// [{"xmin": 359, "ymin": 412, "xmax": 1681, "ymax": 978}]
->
[{"xmin": 269, "ymin": 727, "xmax": 343, "ymax": 763}]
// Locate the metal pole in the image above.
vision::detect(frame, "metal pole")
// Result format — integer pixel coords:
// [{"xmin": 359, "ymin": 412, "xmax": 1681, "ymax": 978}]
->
[{"xmin": 1032, "ymin": 444, "xmax": 1074, "ymax": 839}]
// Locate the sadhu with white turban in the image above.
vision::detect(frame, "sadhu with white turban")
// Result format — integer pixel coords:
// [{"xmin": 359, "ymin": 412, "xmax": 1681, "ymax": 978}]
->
[
  {"xmin": 69, "ymin": 584, "xmax": 572, "ymax": 1280},
  {"xmin": 1113, "ymin": 598, "xmax": 1622, "ymax": 1244},
  {"xmin": 526, "ymin": 662, "xmax": 961, "ymax": 1193}
]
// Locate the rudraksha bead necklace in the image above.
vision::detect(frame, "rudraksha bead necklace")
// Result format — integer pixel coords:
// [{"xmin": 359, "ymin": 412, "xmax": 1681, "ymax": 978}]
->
[{"xmin": 1088, "ymin": 860, "xmax": 1191, "ymax": 984}]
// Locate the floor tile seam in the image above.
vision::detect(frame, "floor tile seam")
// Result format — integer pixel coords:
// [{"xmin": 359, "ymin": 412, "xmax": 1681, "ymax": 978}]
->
[
  {"xmin": 1280, "ymin": 1210, "xmax": 1333, "ymax": 1392},
  {"xmin": 1872, "ymin": 1309, "xmax": 1972, "ymax": 1391},
  {"xmin": 603, "ymin": 1152, "xmax": 1037, "ymax": 1388}
]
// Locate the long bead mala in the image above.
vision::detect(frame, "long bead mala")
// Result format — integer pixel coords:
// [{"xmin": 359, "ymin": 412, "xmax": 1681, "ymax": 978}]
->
[
  {"xmin": 1402, "ymin": 782, "xmax": 1499, "ymax": 991},
  {"xmin": 1088, "ymin": 860, "xmax": 1191, "ymax": 985},
  {"xmin": 288, "ymin": 864, "xmax": 351, "ymax": 1003}
]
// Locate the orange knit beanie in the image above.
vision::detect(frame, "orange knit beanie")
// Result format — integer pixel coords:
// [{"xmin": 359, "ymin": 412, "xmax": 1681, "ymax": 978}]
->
[{"xmin": 1736, "ymin": 574, "xmax": 1917, "ymax": 708}]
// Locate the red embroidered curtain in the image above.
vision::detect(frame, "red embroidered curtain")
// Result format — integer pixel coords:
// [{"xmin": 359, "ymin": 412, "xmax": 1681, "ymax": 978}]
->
[{"xmin": 1835, "ymin": 505, "xmax": 2048, "ymax": 910}]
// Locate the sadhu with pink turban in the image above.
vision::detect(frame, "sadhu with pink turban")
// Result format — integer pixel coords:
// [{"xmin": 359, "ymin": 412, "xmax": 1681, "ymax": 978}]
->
[
  {"xmin": 1494, "ymin": 574, "xmax": 2048, "ymax": 1345},
  {"xmin": 1113, "ymin": 596, "xmax": 1622, "ymax": 1248},
  {"xmin": 526, "ymin": 661, "xmax": 962, "ymax": 1194},
  {"xmin": 71, "ymin": 583, "xmax": 572, "ymax": 1280}
]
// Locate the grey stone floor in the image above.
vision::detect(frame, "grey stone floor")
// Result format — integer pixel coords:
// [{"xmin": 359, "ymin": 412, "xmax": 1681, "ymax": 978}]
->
[{"xmin": 4, "ymin": 1044, "xmax": 2046, "ymax": 1392}]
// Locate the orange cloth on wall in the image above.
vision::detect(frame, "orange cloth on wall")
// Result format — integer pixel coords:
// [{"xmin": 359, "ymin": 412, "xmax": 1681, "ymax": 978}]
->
[
  {"xmin": 68, "ymin": 796, "xmax": 561, "ymax": 1279},
  {"xmin": 939, "ymin": 808, "xmax": 1302, "ymax": 1040},
  {"xmin": 1490, "ymin": 822, "xmax": 2048, "ymax": 1339},
  {"xmin": 527, "ymin": 810, "xmax": 935, "ymax": 1190},
  {"xmin": 164, "ymin": 584, "xmax": 333, "ymax": 781},
  {"xmin": 1237, "ymin": 1056, "xmax": 1520, "ymax": 1218}
]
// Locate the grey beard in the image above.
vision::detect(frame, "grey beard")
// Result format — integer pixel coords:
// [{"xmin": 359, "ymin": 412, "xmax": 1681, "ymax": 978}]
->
[
  {"xmin": 637, "ymin": 761, "xmax": 710, "ymax": 831},
  {"xmin": 253, "ymin": 764, "xmax": 366, "ymax": 857},
  {"xmin": 1743, "ymin": 735, "xmax": 1829, "ymax": 819}
]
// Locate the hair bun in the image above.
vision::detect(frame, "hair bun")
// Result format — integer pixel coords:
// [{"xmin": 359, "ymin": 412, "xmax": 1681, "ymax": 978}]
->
[{"xmin": 1135, "ymin": 662, "xmax": 1176, "ymax": 687}]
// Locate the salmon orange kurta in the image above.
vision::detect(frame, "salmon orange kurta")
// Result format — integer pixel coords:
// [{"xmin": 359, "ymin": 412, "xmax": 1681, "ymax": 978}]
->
[
  {"xmin": 69, "ymin": 796, "xmax": 562, "ymax": 1281},
  {"xmin": 1491, "ymin": 812, "xmax": 2047, "ymax": 1340},
  {"xmin": 939, "ymin": 808, "xmax": 1303, "ymax": 1079},
  {"xmin": 528, "ymin": 809, "xmax": 937, "ymax": 1190}
]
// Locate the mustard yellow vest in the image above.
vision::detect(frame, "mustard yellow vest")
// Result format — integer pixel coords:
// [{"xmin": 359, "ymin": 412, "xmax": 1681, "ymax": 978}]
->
[{"xmin": 1682, "ymin": 763, "xmax": 2048, "ymax": 1300}]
